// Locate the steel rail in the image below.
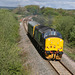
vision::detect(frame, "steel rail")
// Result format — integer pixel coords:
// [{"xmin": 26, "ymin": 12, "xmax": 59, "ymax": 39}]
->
[{"xmin": 48, "ymin": 60, "xmax": 73, "ymax": 75}]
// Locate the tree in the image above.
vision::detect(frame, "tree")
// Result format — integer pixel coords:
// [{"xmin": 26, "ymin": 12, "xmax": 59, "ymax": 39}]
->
[
  {"xmin": 69, "ymin": 26, "xmax": 75, "ymax": 46},
  {"xmin": 41, "ymin": 7, "xmax": 59, "ymax": 16},
  {"xmin": 53, "ymin": 16, "xmax": 74, "ymax": 41},
  {"xmin": 25, "ymin": 5, "xmax": 41, "ymax": 15}
]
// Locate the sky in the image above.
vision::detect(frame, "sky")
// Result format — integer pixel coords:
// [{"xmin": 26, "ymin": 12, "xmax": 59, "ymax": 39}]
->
[{"xmin": 0, "ymin": 0, "xmax": 75, "ymax": 9}]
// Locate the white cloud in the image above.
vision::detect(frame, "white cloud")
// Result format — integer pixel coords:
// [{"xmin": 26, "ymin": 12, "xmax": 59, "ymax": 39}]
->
[{"xmin": 0, "ymin": 0, "xmax": 75, "ymax": 9}]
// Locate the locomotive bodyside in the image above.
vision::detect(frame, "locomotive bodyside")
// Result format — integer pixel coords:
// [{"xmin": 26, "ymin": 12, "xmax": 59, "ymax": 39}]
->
[
  {"xmin": 28, "ymin": 21, "xmax": 39, "ymax": 37},
  {"xmin": 28, "ymin": 21, "xmax": 64, "ymax": 60}
]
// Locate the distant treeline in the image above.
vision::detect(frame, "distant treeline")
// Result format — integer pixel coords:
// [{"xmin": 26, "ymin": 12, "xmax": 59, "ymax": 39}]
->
[
  {"xmin": 13, "ymin": 5, "xmax": 75, "ymax": 47},
  {"xmin": 0, "ymin": 6, "xmax": 17, "ymax": 9}
]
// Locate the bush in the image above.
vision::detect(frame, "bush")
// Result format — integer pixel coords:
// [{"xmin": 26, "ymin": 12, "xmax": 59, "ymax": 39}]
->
[
  {"xmin": 0, "ymin": 9, "xmax": 28, "ymax": 75},
  {"xmin": 53, "ymin": 16, "xmax": 74, "ymax": 40}
]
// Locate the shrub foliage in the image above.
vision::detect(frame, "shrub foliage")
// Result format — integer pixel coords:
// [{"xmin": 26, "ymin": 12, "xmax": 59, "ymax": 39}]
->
[{"xmin": 0, "ymin": 9, "xmax": 26, "ymax": 75}]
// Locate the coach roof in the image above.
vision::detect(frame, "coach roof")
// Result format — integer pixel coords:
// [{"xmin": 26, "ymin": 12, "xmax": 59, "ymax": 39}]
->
[
  {"xmin": 35, "ymin": 25, "xmax": 56, "ymax": 33},
  {"xmin": 28, "ymin": 21, "xmax": 40, "ymax": 27}
]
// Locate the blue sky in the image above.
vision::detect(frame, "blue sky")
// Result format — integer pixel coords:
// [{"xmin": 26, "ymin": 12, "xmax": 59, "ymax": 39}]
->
[{"xmin": 0, "ymin": 0, "xmax": 75, "ymax": 9}]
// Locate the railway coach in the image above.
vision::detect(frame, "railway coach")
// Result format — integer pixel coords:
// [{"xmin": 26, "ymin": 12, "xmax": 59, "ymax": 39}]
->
[{"xmin": 28, "ymin": 21, "xmax": 64, "ymax": 60}]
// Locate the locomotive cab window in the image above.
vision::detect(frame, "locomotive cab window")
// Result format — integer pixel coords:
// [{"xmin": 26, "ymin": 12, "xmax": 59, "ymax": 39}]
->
[
  {"xmin": 44, "ymin": 30, "xmax": 56, "ymax": 38},
  {"xmin": 51, "ymin": 31, "xmax": 56, "ymax": 35},
  {"xmin": 44, "ymin": 30, "xmax": 51, "ymax": 38}
]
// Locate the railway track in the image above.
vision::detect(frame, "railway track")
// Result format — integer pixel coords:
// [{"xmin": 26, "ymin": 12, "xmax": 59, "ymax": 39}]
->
[
  {"xmin": 22, "ymin": 17, "xmax": 74, "ymax": 75},
  {"xmin": 48, "ymin": 60, "xmax": 73, "ymax": 75}
]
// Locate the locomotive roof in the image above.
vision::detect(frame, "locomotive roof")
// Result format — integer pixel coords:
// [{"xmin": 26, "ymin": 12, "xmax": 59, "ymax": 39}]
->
[
  {"xmin": 35, "ymin": 25, "xmax": 56, "ymax": 33},
  {"xmin": 28, "ymin": 21, "xmax": 40, "ymax": 27}
]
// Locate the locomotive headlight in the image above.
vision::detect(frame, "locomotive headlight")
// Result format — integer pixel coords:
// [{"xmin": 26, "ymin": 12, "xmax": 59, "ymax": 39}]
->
[
  {"xmin": 58, "ymin": 47, "xmax": 62, "ymax": 51},
  {"xmin": 47, "ymin": 46, "xmax": 49, "ymax": 49},
  {"xmin": 50, "ymin": 46, "xmax": 52, "ymax": 48},
  {"xmin": 48, "ymin": 39, "xmax": 50, "ymax": 41},
  {"xmin": 60, "ymin": 40, "xmax": 62, "ymax": 41},
  {"xmin": 60, "ymin": 47, "xmax": 62, "ymax": 49},
  {"xmin": 54, "ymin": 45, "xmax": 56, "ymax": 48}
]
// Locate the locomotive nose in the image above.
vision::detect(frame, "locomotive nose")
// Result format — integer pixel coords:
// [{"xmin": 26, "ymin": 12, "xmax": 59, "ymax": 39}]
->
[{"xmin": 45, "ymin": 37, "xmax": 63, "ymax": 52}]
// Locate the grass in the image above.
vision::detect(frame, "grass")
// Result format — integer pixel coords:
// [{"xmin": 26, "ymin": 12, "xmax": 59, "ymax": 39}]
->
[
  {"xmin": 64, "ymin": 43, "xmax": 75, "ymax": 61},
  {"xmin": 0, "ymin": 9, "xmax": 29, "ymax": 75},
  {"xmin": 64, "ymin": 50, "xmax": 75, "ymax": 61}
]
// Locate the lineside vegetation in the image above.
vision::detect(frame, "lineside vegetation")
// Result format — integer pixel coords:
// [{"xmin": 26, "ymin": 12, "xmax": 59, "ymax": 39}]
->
[{"xmin": 0, "ymin": 9, "xmax": 29, "ymax": 75}]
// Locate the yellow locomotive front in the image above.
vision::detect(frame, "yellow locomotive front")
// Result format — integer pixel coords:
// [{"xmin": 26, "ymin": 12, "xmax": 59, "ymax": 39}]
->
[
  {"xmin": 44, "ymin": 30, "xmax": 64, "ymax": 60},
  {"xmin": 45, "ymin": 37, "xmax": 63, "ymax": 60}
]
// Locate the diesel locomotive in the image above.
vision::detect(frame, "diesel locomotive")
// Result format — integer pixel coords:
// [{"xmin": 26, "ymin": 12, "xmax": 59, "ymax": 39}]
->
[{"xmin": 28, "ymin": 21, "xmax": 64, "ymax": 60}]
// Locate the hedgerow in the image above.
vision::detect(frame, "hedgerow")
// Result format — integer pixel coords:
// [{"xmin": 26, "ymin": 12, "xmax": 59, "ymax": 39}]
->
[{"xmin": 0, "ymin": 9, "xmax": 29, "ymax": 75}]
